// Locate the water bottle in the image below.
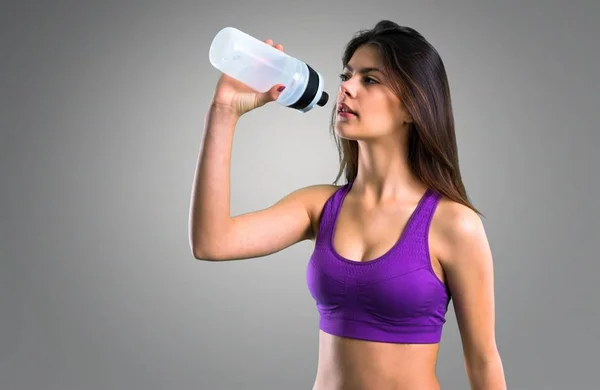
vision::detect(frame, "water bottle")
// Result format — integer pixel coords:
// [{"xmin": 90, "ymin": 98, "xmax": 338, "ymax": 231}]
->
[{"xmin": 209, "ymin": 27, "xmax": 329, "ymax": 113}]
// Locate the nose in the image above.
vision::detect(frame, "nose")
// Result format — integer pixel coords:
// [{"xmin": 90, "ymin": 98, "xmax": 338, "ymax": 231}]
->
[{"xmin": 339, "ymin": 79, "xmax": 356, "ymax": 99}]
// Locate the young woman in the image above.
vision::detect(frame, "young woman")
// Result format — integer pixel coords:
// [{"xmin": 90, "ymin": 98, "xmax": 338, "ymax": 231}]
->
[{"xmin": 189, "ymin": 20, "xmax": 506, "ymax": 390}]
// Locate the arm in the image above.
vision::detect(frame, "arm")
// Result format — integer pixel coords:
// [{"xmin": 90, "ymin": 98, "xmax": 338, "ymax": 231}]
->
[
  {"xmin": 188, "ymin": 103, "xmax": 239, "ymax": 259},
  {"xmin": 439, "ymin": 204, "xmax": 507, "ymax": 390},
  {"xmin": 188, "ymin": 103, "xmax": 330, "ymax": 261}
]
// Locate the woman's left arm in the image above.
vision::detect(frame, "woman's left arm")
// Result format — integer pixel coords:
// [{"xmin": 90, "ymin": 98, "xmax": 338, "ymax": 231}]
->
[{"xmin": 440, "ymin": 205, "xmax": 507, "ymax": 390}]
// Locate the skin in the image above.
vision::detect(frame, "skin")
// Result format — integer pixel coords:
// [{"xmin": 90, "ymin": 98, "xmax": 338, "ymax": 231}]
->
[{"xmin": 305, "ymin": 45, "xmax": 506, "ymax": 389}]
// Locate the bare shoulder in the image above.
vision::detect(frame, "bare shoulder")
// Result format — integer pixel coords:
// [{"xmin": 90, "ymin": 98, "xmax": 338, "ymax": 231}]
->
[
  {"xmin": 430, "ymin": 195, "xmax": 486, "ymax": 264},
  {"xmin": 433, "ymin": 196, "xmax": 482, "ymax": 235},
  {"xmin": 299, "ymin": 183, "xmax": 342, "ymax": 241}
]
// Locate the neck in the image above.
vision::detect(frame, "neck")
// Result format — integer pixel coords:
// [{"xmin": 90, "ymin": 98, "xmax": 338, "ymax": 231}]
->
[{"xmin": 352, "ymin": 131, "xmax": 426, "ymax": 205}]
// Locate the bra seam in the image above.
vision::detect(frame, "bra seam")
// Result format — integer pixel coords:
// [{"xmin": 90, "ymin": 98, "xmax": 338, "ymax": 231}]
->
[
  {"xmin": 355, "ymin": 264, "xmax": 429, "ymax": 285},
  {"xmin": 320, "ymin": 315, "xmax": 443, "ymax": 328}
]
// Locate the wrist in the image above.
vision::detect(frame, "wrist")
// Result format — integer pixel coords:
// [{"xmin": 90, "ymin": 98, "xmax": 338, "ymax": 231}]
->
[{"xmin": 209, "ymin": 101, "xmax": 242, "ymax": 120}]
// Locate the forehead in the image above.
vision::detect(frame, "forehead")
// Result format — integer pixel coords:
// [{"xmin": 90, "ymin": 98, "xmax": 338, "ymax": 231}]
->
[{"xmin": 345, "ymin": 45, "xmax": 384, "ymax": 70}]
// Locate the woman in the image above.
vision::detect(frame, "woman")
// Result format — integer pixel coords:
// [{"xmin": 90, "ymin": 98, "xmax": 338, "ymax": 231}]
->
[{"xmin": 189, "ymin": 20, "xmax": 506, "ymax": 390}]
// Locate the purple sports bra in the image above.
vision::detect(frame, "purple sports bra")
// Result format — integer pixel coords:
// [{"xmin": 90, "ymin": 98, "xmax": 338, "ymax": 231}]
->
[{"xmin": 306, "ymin": 180, "xmax": 451, "ymax": 344}]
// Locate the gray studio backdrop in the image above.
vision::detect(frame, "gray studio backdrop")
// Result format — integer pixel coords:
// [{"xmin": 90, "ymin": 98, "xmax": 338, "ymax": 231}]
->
[{"xmin": 1, "ymin": 1, "xmax": 598, "ymax": 389}]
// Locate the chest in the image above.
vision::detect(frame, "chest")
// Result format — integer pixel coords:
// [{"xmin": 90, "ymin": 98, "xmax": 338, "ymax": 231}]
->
[
  {"xmin": 309, "ymin": 196, "xmax": 446, "ymax": 286},
  {"xmin": 331, "ymin": 203, "xmax": 417, "ymax": 263}
]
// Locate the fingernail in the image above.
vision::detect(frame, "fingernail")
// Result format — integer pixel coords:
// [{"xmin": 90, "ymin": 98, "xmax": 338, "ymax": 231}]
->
[{"xmin": 277, "ymin": 85, "xmax": 286, "ymax": 92}]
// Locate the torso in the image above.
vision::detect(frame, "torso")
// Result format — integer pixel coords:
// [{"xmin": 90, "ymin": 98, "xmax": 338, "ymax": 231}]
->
[{"xmin": 306, "ymin": 183, "xmax": 452, "ymax": 390}]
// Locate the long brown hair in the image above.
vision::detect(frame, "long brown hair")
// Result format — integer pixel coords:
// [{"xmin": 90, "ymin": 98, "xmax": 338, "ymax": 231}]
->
[{"xmin": 329, "ymin": 20, "xmax": 483, "ymax": 217}]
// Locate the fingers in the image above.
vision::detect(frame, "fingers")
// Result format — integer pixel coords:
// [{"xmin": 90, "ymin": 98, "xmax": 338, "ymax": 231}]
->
[{"xmin": 264, "ymin": 39, "xmax": 284, "ymax": 52}]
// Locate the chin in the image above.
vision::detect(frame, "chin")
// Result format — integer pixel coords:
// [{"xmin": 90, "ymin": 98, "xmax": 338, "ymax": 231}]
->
[
  {"xmin": 335, "ymin": 125, "xmax": 390, "ymax": 142},
  {"xmin": 334, "ymin": 125, "xmax": 363, "ymax": 140}
]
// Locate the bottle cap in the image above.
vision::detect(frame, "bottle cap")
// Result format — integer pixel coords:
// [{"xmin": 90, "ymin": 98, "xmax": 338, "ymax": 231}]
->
[{"xmin": 317, "ymin": 92, "xmax": 329, "ymax": 107}]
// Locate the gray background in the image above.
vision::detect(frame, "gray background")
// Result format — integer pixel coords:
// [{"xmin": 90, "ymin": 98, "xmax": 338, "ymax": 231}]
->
[{"xmin": 1, "ymin": 0, "xmax": 598, "ymax": 389}]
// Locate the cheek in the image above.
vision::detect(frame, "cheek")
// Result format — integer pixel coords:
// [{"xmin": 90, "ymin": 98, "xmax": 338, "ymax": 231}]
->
[{"xmin": 363, "ymin": 103, "xmax": 398, "ymax": 129}]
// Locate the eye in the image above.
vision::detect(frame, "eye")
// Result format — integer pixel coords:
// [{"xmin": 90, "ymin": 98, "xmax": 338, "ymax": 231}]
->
[{"xmin": 338, "ymin": 73, "xmax": 378, "ymax": 84}]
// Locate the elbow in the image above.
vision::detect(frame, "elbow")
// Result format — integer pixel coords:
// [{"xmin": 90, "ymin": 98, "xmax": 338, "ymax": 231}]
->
[
  {"xmin": 189, "ymin": 221, "xmax": 231, "ymax": 261},
  {"xmin": 191, "ymin": 246, "xmax": 220, "ymax": 262},
  {"xmin": 189, "ymin": 235, "xmax": 220, "ymax": 262},
  {"xmin": 188, "ymin": 216, "xmax": 234, "ymax": 261},
  {"xmin": 465, "ymin": 352, "xmax": 506, "ymax": 390},
  {"xmin": 192, "ymin": 249, "xmax": 218, "ymax": 261}
]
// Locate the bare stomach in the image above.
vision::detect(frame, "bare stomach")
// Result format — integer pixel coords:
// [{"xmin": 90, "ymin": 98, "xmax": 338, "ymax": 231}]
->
[{"xmin": 312, "ymin": 330, "xmax": 441, "ymax": 390}]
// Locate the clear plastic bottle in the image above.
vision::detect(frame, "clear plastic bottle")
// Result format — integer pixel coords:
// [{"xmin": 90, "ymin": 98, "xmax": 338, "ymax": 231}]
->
[{"xmin": 209, "ymin": 27, "xmax": 329, "ymax": 113}]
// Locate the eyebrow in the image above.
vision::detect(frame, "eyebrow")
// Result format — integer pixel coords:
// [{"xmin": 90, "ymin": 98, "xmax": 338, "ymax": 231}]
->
[{"xmin": 344, "ymin": 65, "xmax": 382, "ymax": 74}]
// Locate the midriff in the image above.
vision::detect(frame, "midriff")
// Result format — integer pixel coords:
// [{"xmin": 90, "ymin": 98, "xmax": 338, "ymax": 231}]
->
[{"xmin": 312, "ymin": 330, "xmax": 441, "ymax": 390}]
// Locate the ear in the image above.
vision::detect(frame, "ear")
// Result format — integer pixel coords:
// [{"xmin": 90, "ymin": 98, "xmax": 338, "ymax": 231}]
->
[{"xmin": 399, "ymin": 102, "xmax": 413, "ymax": 124}]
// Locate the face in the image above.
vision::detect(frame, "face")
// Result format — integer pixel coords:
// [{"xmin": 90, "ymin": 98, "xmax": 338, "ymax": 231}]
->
[{"xmin": 335, "ymin": 45, "xmax": 412, "ymax": 140}]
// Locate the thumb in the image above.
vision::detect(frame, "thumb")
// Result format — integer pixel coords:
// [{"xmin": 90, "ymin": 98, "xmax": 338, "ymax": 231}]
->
[{"xmin": 258, "ymin": 84, "xmax": 286, "ymax": 106}]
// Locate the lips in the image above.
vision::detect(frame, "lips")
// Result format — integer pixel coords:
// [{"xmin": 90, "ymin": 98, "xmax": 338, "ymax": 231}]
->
[
  {"xmin": 337, "ymin": 103, "xmax": 358, "ymax": 116},
  {"xmin": 338, "ymin": 111, "xmax": 356, "ymax": 118}
]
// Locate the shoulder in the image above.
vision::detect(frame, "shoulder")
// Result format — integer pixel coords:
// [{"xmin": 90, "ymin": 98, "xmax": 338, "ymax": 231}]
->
[
  {"xmin": 430, "ymin": 195, "xmax": 488, "ymax": 266},
  {"xmin": 302, "ymin": 183, "xmax": 343, "ymax": 216},
  {"xmin": 294, "ymin": 184, "xmax": 343, "ymax": 241},
  {"xmin": 433, "ymin": 196, "xmax": 483, "ymax": 238}
]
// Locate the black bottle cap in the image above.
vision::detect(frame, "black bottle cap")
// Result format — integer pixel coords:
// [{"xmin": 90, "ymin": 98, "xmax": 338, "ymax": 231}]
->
[{"xmin": 317, "ymin": 92, "xmax": 329, "ymax": 106}]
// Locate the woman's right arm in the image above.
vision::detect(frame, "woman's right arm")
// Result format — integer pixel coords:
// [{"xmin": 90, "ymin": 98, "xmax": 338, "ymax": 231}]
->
[
  {"xmin": 188, "ymin": 39, "xmax": 332, "ymax": 262},
  {"xmin": 188, "ymin": 103, "xmax": 330, "ymax": 261}
]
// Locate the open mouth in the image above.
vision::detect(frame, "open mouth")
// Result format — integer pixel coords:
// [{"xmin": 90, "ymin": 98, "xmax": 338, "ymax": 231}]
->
[
  {"xmin": 337, "ymin": 111, "xmax": 357, "ymax": 118},
  {"xmin": 337, "ymin": 104, "xmax": 358, "ymax": 117}
]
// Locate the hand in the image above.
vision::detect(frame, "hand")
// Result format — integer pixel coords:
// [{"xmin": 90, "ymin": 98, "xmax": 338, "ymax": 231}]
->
[{"xmin": 211, "ymin": 39, "xmax": 287, "ymax": 117}]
